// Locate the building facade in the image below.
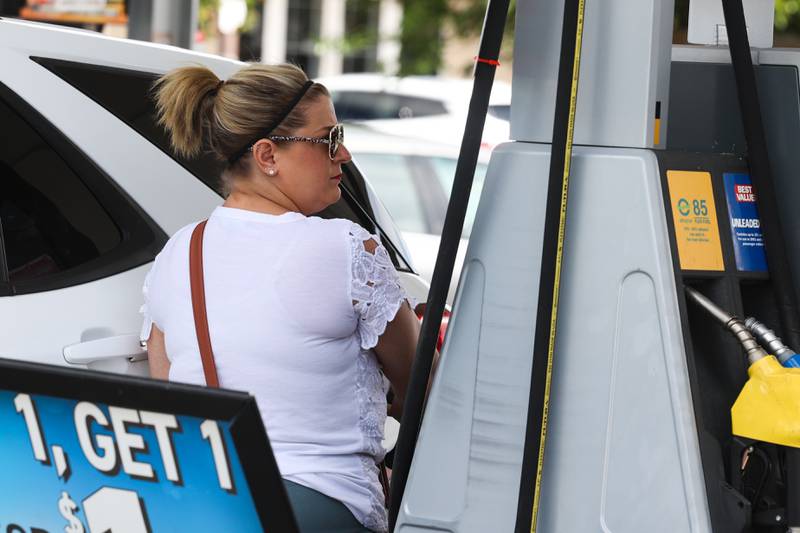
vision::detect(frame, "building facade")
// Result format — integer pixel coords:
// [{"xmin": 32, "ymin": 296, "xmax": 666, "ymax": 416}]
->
[{"xmin": 261, "ymin": 0, "xmax": 402, "ymax": 77}]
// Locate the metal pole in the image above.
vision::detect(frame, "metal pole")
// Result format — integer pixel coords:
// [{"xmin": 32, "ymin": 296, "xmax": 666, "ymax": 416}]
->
[
  {"xmin": 174, "ymin": 0, "xmax": 198, "ymax": 50},
  {"xmin": 127, "ymin": 0, "xmax": 154, "ymax": 42}
]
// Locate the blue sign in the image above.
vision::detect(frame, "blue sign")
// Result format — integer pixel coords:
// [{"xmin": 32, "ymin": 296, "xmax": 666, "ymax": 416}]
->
[
  {"xmin": 0, "ymin": 391, "xmax": 261, "ymax": 532},
  {"xmin": 0, "ymin": 359, "xmax": 297, "ymax": 533},
  {"xmin": 723, "ymin": 173, "xmax": 767, "ymax": 272}
]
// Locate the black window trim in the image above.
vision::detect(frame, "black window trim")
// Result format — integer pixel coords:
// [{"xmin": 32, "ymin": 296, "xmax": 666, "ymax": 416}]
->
[
  {"xmin": 31, "ymin": 56, "xmax": 224, "ymax": 197},
  {"xmin": 0, "ymin": 81, "xmax": 168, "ymax": 295},
  {"xmin": 0, "ymin": 217, "xmax": 9, "ymax": 295}
]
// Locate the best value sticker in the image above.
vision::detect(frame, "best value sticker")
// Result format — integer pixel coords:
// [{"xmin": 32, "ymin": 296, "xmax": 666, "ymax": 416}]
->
[
  {"xmin": 723, "ymin": 173, "xmax": 767, "ymax": 272},
  {"xmin": 666, "ymin": 170, "xmax": 725, "ymax": 271}
]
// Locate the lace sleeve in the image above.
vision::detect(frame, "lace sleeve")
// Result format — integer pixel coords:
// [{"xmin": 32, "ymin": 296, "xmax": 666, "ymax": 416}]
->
[{"xmin": 349, "ymin": 224, "xmax": 412, "ymax": 350}]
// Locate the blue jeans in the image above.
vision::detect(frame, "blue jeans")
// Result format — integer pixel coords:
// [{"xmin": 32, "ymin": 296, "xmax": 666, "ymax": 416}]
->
[{"xmin": 283, "ymin": 479, "xmax": 376, "ymax": 532}]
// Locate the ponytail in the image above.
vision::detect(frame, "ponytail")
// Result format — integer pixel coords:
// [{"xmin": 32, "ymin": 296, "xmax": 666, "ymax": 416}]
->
[{"xmin": 153, "ymin": 66, "xmax": 221, "ymax": 158}]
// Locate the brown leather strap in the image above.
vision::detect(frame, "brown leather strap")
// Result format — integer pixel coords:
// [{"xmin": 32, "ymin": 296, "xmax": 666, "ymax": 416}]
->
[
  {"xmin": 190, "ymin": 220, "xmax": 219, "ymax": 388},
  {"xmin": 379, "ymin": 461, "xmax": 391, "ymax": 505}
]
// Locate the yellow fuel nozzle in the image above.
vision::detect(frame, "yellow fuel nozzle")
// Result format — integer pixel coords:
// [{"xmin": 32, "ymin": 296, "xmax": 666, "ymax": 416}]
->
[
  {"xmin": 684, "ymin": 287, "xmax": 800, "ymax": 448},
  {"xmin": 731, "ymin": 355, "xmax": 800, "ymax": 448}
]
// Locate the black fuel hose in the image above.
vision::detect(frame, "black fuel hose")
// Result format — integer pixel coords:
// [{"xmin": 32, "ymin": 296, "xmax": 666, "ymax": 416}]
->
[
  {"xmin": 387, "ymin": 0, "xmax": 511, "ymax": 529},
  {"xmin": 721, "ymin": 0, "xmax": 800, "ymax": 526}
]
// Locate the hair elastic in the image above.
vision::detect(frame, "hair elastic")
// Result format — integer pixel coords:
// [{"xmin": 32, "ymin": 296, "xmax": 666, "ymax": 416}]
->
[
  {"xmin": 227, "ymin": 80, "xmax": 314, "ymax": 165},
  {"xmin": 206, "ymin": 79, "xmax": 225, "ymax": 100}
]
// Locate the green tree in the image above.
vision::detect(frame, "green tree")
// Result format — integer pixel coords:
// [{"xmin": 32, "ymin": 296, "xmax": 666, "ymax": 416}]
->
[
  {"xmin": 398, "ymin": 0, "xmax": 515, "ymax": 76},
  {"xmin": 398, "ymin": 0, "xmax": 449, "ymax": 75},
  {"xmin": 775, "ymin": 0, "xmax": 800, "ymax": 32},
  {"xmin": 447, "ymin": 0, "xmax": 515, "ymax": 44}
]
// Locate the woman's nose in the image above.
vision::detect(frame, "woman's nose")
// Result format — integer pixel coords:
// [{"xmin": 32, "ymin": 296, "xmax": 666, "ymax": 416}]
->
[{"xmin": 335, "ymin": 143, "xmax": 352, "ymax": 163}]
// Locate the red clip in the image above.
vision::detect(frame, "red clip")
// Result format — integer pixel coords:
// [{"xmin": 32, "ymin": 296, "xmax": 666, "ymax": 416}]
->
[{"xmin": 475, "ymin": 56, "xmax": 501, "ymax": 67}]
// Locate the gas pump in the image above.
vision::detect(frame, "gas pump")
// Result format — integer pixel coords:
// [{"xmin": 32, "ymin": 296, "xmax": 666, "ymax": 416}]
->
[{"xmin": 391, "ymin": 0, "xmax": 800, "ymax": 532}]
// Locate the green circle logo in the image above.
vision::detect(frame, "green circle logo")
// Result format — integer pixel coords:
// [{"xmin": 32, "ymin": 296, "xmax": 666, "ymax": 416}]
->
[{"xmin": 677, "ymin": 198, "xmax": 690, "ymax": 216}]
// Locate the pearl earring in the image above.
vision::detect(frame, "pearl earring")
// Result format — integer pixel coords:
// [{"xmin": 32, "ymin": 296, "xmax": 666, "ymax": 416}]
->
[{"xmin": 267, "ymin": 168, "xmax": 276, "ymax": 176}]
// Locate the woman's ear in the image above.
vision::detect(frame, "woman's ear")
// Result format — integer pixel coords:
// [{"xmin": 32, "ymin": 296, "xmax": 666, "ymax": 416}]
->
[{"xmin": 251, "ymin": 139, "xmax": 278, "ymax": 174}]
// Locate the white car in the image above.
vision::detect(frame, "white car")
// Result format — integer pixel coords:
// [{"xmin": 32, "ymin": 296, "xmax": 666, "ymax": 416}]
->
[
  {"xmin": 318, "ymin": 73, "xmax": 511, "ymax": 151},
  {"xmin": 0, "ymin": 18, "xmax": 428, "ymax": 376},
  {"xmin": 345, "ymin": 125, "xmax": 490, "ymax": 303}
]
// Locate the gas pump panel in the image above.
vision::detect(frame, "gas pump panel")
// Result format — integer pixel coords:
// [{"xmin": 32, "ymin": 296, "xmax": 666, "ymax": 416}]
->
[
  {"xmin": 669, "ymin": 45, "xmax": 800, "ymax": 316},
  {"xmin": 662, "ymin": 44, "xmax": 800, "ymax": 532},
  {"xmin": 656, "ymin": 150, "xmax": 783, "ymax": 532}
]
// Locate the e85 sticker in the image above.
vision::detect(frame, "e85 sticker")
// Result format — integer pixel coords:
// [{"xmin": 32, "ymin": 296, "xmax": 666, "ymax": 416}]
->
[{"xmin": 677, "ymin": 197, "xmax": 708, "ymax": 217}]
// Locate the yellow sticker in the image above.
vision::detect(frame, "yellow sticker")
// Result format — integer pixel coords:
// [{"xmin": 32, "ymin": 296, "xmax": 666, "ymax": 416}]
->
[{"xmin": 667, "ymin": 170, "xmax": 725, "ymax": 271}]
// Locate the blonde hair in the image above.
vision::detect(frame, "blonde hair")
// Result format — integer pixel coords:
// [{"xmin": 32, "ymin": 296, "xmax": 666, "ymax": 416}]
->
[{"xmin": 152, "ymin": 63, "xmax": 328, "ymax": 172}]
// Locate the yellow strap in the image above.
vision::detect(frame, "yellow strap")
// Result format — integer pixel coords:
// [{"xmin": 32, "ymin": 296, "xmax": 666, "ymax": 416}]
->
[{"xmin": 530, "ymin": 1, "xmax": 586, "ymax": 531}]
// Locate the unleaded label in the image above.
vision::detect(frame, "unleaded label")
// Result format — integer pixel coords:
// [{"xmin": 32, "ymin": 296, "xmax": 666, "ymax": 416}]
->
[{"xmin": 723, "ymin": 172, "xmax": 767, "ymax": 272}]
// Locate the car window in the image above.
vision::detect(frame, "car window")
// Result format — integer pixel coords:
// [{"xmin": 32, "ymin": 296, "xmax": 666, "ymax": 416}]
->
[
  {"xmin": 318, "ymin": 163, "xmax": 413, "ymax": 271},
  {"xmin": 397, "ymin": 95, "xmax": 448, "ymax": 119},
  {"xmin": 0, "ymin": 141, "xmax": 119, "ymax": 283},
  {"xmin": 333, "ymin": 91, "xmax": 403, "ymax": 120},
  {"xmin": 430, "ymin": 158, "xmax": 488, "ymax": 238},
  {"xmin": 37, "ymin": 58, "xmax": 412, "ymax": 272},
  {"xmin": 0, "ymin": 83, "xmax": 166, "ymax": 294},
  {"xmin": 332, "ymin": 91, "xmax": 447, "ymax": 121},
  {"xmin": 351, "ymin": 153, "xmax": 429, "ymax": 234},
  {"xmin": 34, "ymin": 57, "xmax": 226, "ymax": 195}
]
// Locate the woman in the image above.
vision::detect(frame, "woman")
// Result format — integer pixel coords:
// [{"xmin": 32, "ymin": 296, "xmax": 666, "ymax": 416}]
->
[{"xmin": 140, "ymin": 63, "xmax": 419, "ymax": 532}]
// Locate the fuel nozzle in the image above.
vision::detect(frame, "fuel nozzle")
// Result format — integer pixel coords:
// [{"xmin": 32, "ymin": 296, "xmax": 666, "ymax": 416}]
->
[
  {"xmin": 685, "ymin": 286, "xmax": 800, "ymax": 450},
  {"xmin": 684, "ymin": 286, "xmax": 767, "ymax": 365},
  {"xmin": 744, "ymin": 317, "xmax": 800, "ymax": 368}
]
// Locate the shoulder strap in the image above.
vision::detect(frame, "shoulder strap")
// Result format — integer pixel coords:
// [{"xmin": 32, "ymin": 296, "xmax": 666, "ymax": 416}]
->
[{"xmin": 189, "ymin": 220, "xmax": 220, "ymax": 388}]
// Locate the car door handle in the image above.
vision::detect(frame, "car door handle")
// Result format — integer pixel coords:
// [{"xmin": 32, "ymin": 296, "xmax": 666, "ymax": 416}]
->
[{"xmin": 63, "ymin": 334, "xmax": 147, "ymax": 365}]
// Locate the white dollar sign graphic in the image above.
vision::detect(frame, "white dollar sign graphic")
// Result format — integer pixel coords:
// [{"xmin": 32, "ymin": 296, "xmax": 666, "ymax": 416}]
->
[{"xmin": 58, "ymin": 491, "xmax": 85, "ymax": 533}]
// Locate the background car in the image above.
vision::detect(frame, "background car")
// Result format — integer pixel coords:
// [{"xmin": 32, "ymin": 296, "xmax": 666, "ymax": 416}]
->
[
  {"xmin": 319, "ymin": 73, "xmax": 511, "ymax": 151},
  {"xmin": 0, "ymin": 18, "xmax": 428, "ymax": 376},
  {"xmin": 344, "ymin": 125, "xmax": 490, "ymax": 303}
]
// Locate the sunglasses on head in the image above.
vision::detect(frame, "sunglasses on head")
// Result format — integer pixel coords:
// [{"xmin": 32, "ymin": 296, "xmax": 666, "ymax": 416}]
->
[{"xmin": 258, "ymin": 124, "xmax": 345, "ymax": 160}]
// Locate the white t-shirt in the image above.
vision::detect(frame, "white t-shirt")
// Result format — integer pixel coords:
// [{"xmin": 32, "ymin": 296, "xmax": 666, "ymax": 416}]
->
[{"xmin": 140, "ymin": 206, "xmax": 411, "ymax": 532}]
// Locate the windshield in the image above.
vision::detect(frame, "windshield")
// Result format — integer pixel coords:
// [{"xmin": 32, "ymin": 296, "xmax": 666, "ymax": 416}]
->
[{"xmin": 430, "ymin": 157, "xmax": 488, "ymax": 238}]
